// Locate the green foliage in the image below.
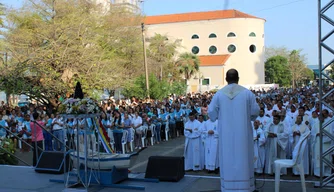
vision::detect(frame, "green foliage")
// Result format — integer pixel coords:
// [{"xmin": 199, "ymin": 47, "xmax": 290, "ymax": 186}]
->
[
  {"xmin": 175, "ymin": 53, "xmax": 200, "ymax": 80},
  {"xmin": 303, "ymin": 68, "xmax": 314, "ymax": 80},
  {"xmin": 0, "ymin": 3, "xmax": 5, "ymax": 27},
  {"xmin": 265, "ymin": 55, "xmax": 291, "ymax": 87},
  {"xmin": 147, "ymin": 33, "xmax": 181, "ymax": 80},
  {"xmin": 0, "ymin": 138, "xmax": 18, "ymax": 165},
  {"xmin": 122, "ymin": 74, "xmax": 186, "ymax": 100},
  {"xmin": 264, "ymin": 47, "xmax": 312, "ymax": 88},
  {"xmin": 288, "ymin": 50, "xmax": 309, "ymax": 88},
  {"xmin": 265, "ymin": 46, "xmax": 290, "ymax": 60},
  {"xmin": 122, "ymin": 74, "xmax": 169, "ymax": 100},
  {"xmin": 329, "ymin": 63, "xmax": 334, "ymax": 79},
  {"xmin": 170, "ymin": 81, "xmax": 187, "ymax": 96},
  {"xmin": 1, "ymin": 0, "xmax": 143, "ymax": 107}
]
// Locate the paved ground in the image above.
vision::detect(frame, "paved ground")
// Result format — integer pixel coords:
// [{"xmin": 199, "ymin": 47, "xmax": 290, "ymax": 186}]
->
[{"xmin": 7, "ymin": 136, "xmax": 334, "ymax": 191}]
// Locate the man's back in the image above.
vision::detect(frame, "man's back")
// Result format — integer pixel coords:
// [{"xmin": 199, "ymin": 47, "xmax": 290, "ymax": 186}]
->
[{"xmin": 208, "ymin": 83, "xmax": 259, "ymax": 192}]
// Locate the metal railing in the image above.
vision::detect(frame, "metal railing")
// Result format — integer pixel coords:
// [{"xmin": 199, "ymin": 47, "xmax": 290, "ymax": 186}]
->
[
  {"xmin": 0, "ymin": 121, "xmax": 70, "ymax": 167},
  {"xmin": 317, "ymin": 0, "xmax": 334, "ymax": 188}
]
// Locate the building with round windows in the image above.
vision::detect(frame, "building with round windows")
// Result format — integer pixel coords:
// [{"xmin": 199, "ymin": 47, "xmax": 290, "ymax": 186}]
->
[{"xmin": 145, "ymin": 9, "xmax": 266, "ymax": 92}]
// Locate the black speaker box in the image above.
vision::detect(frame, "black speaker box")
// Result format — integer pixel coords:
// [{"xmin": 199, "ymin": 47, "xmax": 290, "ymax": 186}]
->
[
  {"xmin": 145, "ymin": 156, "xmax": 185, "ymax": 182},
  {"xmin": 35, "ymin": 151, "xmax": 72, "ymax": 174}
]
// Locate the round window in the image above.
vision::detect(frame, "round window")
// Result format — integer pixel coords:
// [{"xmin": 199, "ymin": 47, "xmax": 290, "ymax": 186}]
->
[
  {"xmin": 192, "ymin": 46, "xmax": 199, "ymax": 54},
  {"xmin": 227, "ymin": 44, "xmax": 236, "ymax": 53},
  {"xmin": 249, "ymin": 45, "xmax": 256, "ymax": 53},
  {"xmin": 209, "ymin": 46, "xmax": 217, "ymax": 54}
]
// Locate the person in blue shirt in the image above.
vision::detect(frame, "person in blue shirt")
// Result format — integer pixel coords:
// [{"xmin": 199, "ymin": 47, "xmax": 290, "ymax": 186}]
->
[
  {"xmin": 43, "ymin": 114, "xmax": 53, "ymax": 151},
  {"xmin": 151, "ymin": 109, "xmax": 161, "ymax": 144},
  {"xmin": 20, "ymin": 114, "xmax": 32, "ymax": 152},
  {"xmin": 15, "ymin": 113, "xmax": 24, "ymax": 124},
  {"xmin": 168, "ymin": 108, "xmax": 176, "ymax": 139},
  {"xmin": 175, "ymin": 106, "xmax": 184, "ymax": 137},
  {"xmin": 0, "ymin": 114, "xmax": 9, "ymax": 138},
  {"xmin": 123, "ymin": 113, "xmax": 132, "ymax": 152}
]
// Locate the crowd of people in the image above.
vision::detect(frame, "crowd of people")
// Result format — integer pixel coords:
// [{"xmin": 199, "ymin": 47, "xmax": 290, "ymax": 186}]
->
[
  {"xmin": 183, "ymin": 85, "xmax": 334, "ymax": 177},
  {"xmin": 0, "ymin": 93, "xmax": 212, "ymax": 164},
  {"xmin": 0, "ymin": 85, "xmax": 334, "ymax": 177}
]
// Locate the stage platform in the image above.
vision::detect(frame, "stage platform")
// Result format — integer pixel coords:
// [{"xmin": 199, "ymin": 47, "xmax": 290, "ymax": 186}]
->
[{"xmin": 0, "ymin": 165, "xmax": 332, "ymax": 192}]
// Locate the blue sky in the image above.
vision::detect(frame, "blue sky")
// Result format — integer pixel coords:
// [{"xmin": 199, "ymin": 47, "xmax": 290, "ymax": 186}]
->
[{"xmin": 2, "ymin": 0, "xmax": 332, "ymax": 66}]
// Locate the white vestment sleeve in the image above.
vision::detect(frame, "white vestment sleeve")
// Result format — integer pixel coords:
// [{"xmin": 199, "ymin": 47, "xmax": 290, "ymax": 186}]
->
[
  {"xmin": 201, "ymin": 122, "xmax": 208, "ymax": 141},
  {"xmin": 184, "ymin": 121, "xmax": 201, "ymax": 139},
  {"xmin": 277, "ymin": 124, "xmax": 289, "ymax": 150},
  {"xmin": 258, "ymin": 129, "xmax": 266, "ymax": 147},
  {"xmin": 208, "ymin": 93, "xmax": 219, "ymax": 121},
  {"xmin": 249, "ymin": 92, "xmax": 260, "ymax": 121}
]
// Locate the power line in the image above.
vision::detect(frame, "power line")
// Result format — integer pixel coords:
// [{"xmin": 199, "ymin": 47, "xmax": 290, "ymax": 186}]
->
[{"xmin": 250, "ymin": 0, "xmax": 305, "ymax": 14}]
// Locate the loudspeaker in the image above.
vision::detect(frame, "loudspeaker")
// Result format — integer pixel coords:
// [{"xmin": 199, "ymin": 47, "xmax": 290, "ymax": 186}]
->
[
  {"xmin": 35, "ymin": 151, "xmax": 72, "ymax": 174},
  {"xmin": 145, "ymin": 156, "xmax": 184, "ymax": 182}
]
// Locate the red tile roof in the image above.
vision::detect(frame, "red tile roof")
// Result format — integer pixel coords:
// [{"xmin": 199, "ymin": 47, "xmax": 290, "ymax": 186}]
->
[
  {"xmin": 145, "ymin": 10, "xmax": 264, "ymax": 25},
  {"xmin": 199, "ymin": 55, "xmax": 230, "ymax": 66}
]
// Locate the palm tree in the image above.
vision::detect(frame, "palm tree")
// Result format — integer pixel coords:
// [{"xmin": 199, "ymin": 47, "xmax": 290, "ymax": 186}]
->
[
  {"xmin": 175, "ymin": 52, "xmax": 200, "ymax": 81},
  {"xmin": 147, "ymin": 33, "xmax": 179, "ymax": 79}
]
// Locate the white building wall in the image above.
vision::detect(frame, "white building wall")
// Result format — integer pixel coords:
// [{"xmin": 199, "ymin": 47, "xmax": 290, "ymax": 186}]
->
[{"xmin": 145, "ymin": 18, "xmax": 265, "ymax": 87}]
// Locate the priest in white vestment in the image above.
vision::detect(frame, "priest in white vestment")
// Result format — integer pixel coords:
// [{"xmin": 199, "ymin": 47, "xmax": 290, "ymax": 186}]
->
[
  {"xmin": 202, "ymin": 117, "xmax": 219, "ymax": 172},
  {"xmin": 184, "ymin": 112, "xmax": 204, "ymax": 171},
  {"xmin": 256, "ymin": 108, "xmax": 271, "ymax": 130},
  {"xmin": 310, "ymin": 111, "xmax": 322, "ymax": 177},
  {"xmin": 252, "ymin": 120, "xmax": 266, "ymax": 174},
  {"xmin": 291, "ymin": 115, "xmax": 310, "ymax": 175},
  {"xmin": 280, "ymin": 109, "xmax": 293, "ymax": 159},
  {"xmin": 317, "ymin": 109, "xmax": 333, "ymax": 176},
  {"xmin": 208, "ymin": 69, "xmax": 259, "ymax": 192},
  {"xmin": 197, "ymin": 115, "xmax": 206, "ymax": 170},
  {"xmin": 264, "ymin": 115, "xmax": 289, "ymax": 175}
]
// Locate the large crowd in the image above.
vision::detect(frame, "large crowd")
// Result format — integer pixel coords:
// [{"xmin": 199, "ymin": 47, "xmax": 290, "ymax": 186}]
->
[
  {"xmin": 0, "ymin": 85, "xmax": 334, "ymax": 177},
  {"xmin": 183, "ymin": 85, "xmax": 334, "ymax": 176}
]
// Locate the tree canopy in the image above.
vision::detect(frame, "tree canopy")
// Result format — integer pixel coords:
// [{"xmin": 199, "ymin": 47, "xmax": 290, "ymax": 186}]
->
[
  {"xmin": 122, "ymin": 73, "xmax": 186, "ymax": 100},
  {"xmin": 264, "ymin": 47, "xmax": 313, "ymax": 88},
  {"xmin": 265, "ymin": 55, "xmax": 291, "ymax": 87},
  {"xmin": 0, "ymin": 0, "xmax": 144, "ymax": 107},
  {"xmin": 175, "ymin": 52, "xmax": 200, "ymax": 80}
]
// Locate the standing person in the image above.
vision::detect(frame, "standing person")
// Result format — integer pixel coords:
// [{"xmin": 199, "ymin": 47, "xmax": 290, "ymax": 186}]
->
[
  {"xmin": 184, "ymin": 112, "xmax": 204, "ymax": 171},
  {"xmin": 208, "ymin": 69, "xmax": 259, "ymax": 192},
  {"xmin": 30, "ymin": 112, "xmax": 45, "ymax": 166},
  {"xmin": 52, "ymin": 114, "xmax": 64, "ymax": 151},
  {"xmin": 252, "ymin": 120, "xmax": 266, "ymax": 174},
  {"xmin": 264, "ymin": 115, "xmax": 289, "ymax": 175},
  {"xmin": 202, "ymin": 117, "xmax": 219, "ymax": 173},
  {"xmin": 112, "ymin": 110, "xmax": 124, "ymax": 153}
]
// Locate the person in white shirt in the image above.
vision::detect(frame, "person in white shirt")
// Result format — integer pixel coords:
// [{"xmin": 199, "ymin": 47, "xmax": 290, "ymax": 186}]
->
[
  {"xmin": 132, "ymin": 112, "xmax": 143, "ymax": 149},
  {"xmin": 52, "ymin": 114, "xmax": 64, "ymax": 151}
]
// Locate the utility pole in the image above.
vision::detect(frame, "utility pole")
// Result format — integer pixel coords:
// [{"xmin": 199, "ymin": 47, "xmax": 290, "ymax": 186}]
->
[{"xmin": 141, "ymin": 23, "xmax": 150, "ymax": 99}]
